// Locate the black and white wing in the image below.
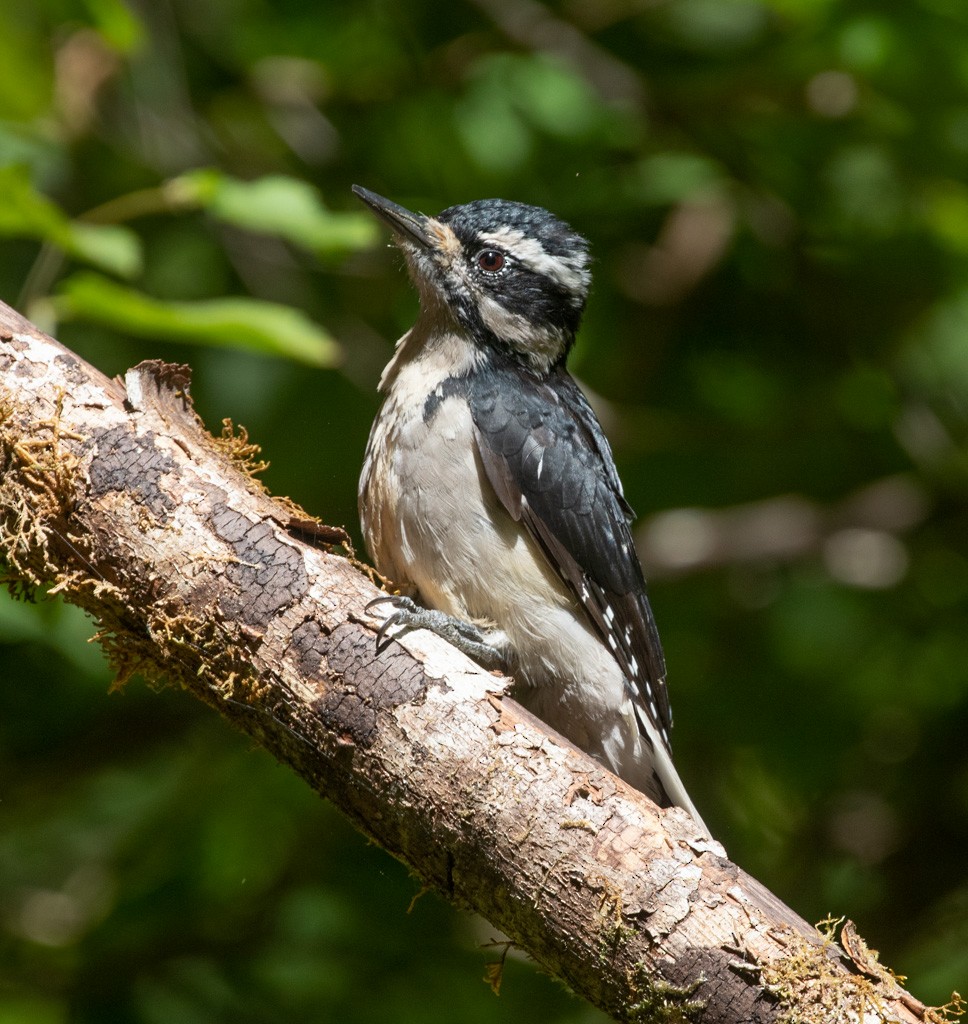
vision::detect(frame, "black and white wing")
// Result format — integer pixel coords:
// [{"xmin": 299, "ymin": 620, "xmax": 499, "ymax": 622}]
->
[{"xmin": 468, "ymin": 361, "xmax": 673, "ymax": 752}]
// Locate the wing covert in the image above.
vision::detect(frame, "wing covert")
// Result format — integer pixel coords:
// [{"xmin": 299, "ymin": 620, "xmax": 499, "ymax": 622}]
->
[{"xmin": 468, "ymin": 362, "xmax": 673, "ymax": 746}]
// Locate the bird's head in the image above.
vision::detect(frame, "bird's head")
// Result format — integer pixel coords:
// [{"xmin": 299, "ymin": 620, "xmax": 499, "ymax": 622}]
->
[{"xmin": 353, "ymin": 186, "xmax": 591, "ymax": 373}]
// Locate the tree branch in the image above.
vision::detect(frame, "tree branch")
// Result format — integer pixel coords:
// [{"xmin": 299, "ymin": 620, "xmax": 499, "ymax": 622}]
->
[{"xmin": 0, "ymin": 299, "xmax": 939, "ymax": 1023}]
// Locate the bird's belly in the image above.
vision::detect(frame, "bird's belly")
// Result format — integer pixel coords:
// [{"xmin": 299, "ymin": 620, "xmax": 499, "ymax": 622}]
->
[{"xmin": 363, "ymin": 395, "xmax": 549, "ymax": 617}]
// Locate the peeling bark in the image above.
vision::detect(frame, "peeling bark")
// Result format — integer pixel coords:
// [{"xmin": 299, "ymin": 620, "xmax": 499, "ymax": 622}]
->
[{"xmin": 0, "ymin": 299, "xmax": 943, "ymax": 1023}]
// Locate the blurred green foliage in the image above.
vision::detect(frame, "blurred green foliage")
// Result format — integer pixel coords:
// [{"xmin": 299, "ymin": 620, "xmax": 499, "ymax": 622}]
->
[{"xmin": 1, "ymin": 0, "xmax": 967, "ymax": 1019}]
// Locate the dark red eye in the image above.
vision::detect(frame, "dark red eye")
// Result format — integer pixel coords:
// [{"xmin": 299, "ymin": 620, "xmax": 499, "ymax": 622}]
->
[{"xmin": 477, "ymin": 249, "xmax": 505, "ymax": 273}]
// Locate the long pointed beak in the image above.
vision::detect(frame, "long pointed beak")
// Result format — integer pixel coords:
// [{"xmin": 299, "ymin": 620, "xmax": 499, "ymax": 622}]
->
[{"xmin": 352, "ymin": 186, "xmax": 434, "ymax": 250}]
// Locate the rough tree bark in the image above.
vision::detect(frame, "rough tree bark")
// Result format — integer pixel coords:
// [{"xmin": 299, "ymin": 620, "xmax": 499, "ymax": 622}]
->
[{"xmin": 0, "ymin": 298, "xmax": 946, "ymax": 1024}]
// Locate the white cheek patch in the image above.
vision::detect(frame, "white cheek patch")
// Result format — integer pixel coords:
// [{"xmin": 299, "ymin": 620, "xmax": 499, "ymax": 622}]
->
[
  {"xmin": 476, "ymin": 294, "xmax": 532, "ymax": 343},
  {"xmin": 477, "ymin": 227, "xmax": 590, "ymax": 296},
  {"xmin": 477, "ymin": 294, "xmax": 562, "ymax": 372}
]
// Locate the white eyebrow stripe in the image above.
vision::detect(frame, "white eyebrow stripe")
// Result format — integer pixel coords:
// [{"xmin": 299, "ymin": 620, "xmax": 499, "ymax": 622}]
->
[{"xmin": 477, "ymin": 227, "xmax": 590, "ymax": 294}]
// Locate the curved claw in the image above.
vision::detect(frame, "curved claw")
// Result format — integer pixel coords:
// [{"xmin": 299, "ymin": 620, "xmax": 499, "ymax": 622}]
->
[
  {"xmin": 375, "ymin": 610, "xmax": 406, "ymax": 649},
  {"xmin": 365, "ymin": 593, "xmax": 416, "ymax": 614},
  {"xmin": 367, "ymin": 594, "xmax": 421, "ymax": 650}
]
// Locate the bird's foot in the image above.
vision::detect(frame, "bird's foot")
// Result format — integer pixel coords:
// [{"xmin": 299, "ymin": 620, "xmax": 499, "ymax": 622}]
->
[{"xmin": 365, "ymin": 595, "xmax": 507, "ymax": 672}]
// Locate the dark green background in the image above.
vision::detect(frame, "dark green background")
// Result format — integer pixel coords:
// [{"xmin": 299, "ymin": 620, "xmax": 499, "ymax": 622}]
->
[{"xmin": 1, "ymin": 1, "xmax": 966, "ymax": 1020}]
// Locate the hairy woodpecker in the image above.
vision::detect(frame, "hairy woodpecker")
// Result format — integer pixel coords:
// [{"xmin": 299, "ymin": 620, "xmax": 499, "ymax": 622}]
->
[{"xmin": 354, "ymin": 185, "xmax": 706, "ymax": 832}]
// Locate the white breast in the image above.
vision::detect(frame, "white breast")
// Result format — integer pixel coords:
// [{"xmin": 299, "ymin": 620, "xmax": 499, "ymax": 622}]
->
[{"xmin": 361, "ymin": 354, "xmax": 566, "ymax": 628}]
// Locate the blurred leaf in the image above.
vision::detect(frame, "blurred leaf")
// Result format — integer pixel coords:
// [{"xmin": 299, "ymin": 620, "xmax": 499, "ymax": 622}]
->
[
  {"xmin": 628, "ymin": 153, "xmax": 726, "ymax": 205},
  {"xmin": 832, "ymin": 365, "xmax": 898, "ymax": 430},
  {"xmin": 82, "ymin": 0, "xmax": 145, "ymax": 53},
  {"xmin": 822, "ymin": 145, "xmax": 904, "ymax": 234},
  {"xmin": 901, "ymin": 885, "xmax": 968, "ymax": 1004},
  {"xmin": 0, "ymin": 165, "xmax": 142, "ymax": 277},
  {"xmin": 56, "ymin": 273, "xmax": 341, "ymax": 366},
  {"xmin": 914, "ymin": 547, "xmax": 968, "ymax": 608},
  {"xmin": 692, "ymin": 351, "xmax": 783, "ymax": 427},
  {"xmin": 942, "ymin": 108, "xmax": 968, "ymax": 155},
  {"xmin": 67, "ymin": 222, "xmax": 142, "ymax": 278},
  {"xmin": 0, "ymin": 125, "xmax": 62, "ymax": 178},
  {"xmin": 167, "ymin": 170, "xmax": 378, "ymax": 255},
  {"xmin": 0, "ymin": 164, "xmax": 68, "ymax": 238},
  {"xmin": 922, "ymin": 180, "xmax": 968, "ymax": 254},
  {"xmin": 770, "ymin": 580, "xmax": 870, "ymax": 677},
  {"xmin": 904, "ymin": 286, "xmax": 968, "ymax": 406},
  {"xmin": 0, "ymin": 20, "xmax": 51, "ymax": 120},
  {"xmin": 507, "ymin": 54, "xmax": 600, "ymax": 139},
  {"xmin": 837, "ymin": 15, "xmax": 896, "ymax": 71},
  {"xmin": 661, "ymin": 0, "xmax": 769, "ymax": 51},
  {"xmin": 455, "ymin": 53, "xmax": 615, "ymax": 174},
  {"xmin": 0, "ymin": 995, "xmax": 65, "ymax": 1024},
  {"xmin": 0, "ymin": 597, "xmax": 44, "ymax": 643},
  {"xmin": 456, "ymin": 88, "xmax": 531, "ymax": 172}
]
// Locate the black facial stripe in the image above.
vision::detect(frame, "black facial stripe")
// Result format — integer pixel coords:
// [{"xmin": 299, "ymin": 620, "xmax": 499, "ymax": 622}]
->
[{"xmin": 484, "ymin": 268, "xmax": 584, "ymax": 336}]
